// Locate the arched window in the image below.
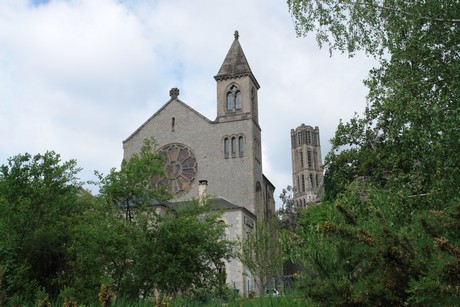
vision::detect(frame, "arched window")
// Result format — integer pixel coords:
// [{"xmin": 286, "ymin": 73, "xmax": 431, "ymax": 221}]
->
[
  {"xmin": 235, "ymin": 91, "xmax": 242, "ymax": 109},
  {"xmin": 226, "ymin": 92, "xmax": 235, "ymax": 110},
  {"xmin": 224, "ymin": 138, "xmax": 229, "ymax": 158},
  {"xmin": 171, "ymin": 117, "xmax": 175, "ymax": 132},
  {"xmin": 251, "ymin": 87, "xmax": 256, "ymax": 117},
  {"xmin": 254, "ymin": 137, "xmax": 261, "ymax": 163},
  {"xmin": 218, "ymin": 220, "xmax": 226, "ymax": 239},
  {"xmin": 256, "ymin": 181, "xmax": 262, "ymax": 207},
  {"xmin": 239, "ymin": 136, "xmax": 244, "ymax": 156},
  {"xmin": 231, "ymin": 137, "xmax": 236, "ymax": 155},
  {"xmin": 312, "ymin": 150, "xmax": 317, "ymax": 169},
  {"xmin": 302, "ymin": 175, "xmax": 305, "ymax": 192},
  {"xmin": 226, "ymin": 85, "xmax": 241, "ymax": 112},
  {"xmin": 307, "ymin": 151, "xmax": 312, "ymax": 168}
]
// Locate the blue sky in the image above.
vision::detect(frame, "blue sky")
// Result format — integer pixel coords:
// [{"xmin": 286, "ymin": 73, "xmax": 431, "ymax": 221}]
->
[
  {"xmin": 30, "ymin": 0, "xmax": 50, "ymax": 6},
  {"xmin": 0, "ymin": 0, "xmax": 376, "ymax": 206}
]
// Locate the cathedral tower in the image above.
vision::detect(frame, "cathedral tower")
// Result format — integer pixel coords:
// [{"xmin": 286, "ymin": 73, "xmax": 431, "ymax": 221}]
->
[{"xmin": 291, "ymin": 124, "xmax": 323, "ymax": 206}]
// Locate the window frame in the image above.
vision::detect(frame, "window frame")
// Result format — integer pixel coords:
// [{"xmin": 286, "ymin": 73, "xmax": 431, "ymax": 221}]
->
[
  {"xmin": 226, "ymin": 84, "xmax": 242, "ymax": 112},
  {"xmin": 224, "ymin": 137, "xmax": 229, "ymax": 158},
  {"xmin": 231, "ymin": 137, "xmax": 237, "ymax": 157}
]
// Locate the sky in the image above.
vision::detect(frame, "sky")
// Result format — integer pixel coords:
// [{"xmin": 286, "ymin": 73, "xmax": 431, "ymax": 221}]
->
[{"xmin": 0, "ymin": 0, "xmax": 376, "ymax": 206}]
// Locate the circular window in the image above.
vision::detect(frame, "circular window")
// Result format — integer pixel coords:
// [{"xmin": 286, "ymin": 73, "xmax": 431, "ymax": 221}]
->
[{"xmin": 158, "ymin": 143, "xmax": 197, "ymax": 197}]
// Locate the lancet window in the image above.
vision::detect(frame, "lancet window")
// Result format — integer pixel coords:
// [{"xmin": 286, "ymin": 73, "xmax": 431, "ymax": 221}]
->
[{"xmin": 226, "ymin": 85, "xmax": 242, "ymax": 112}]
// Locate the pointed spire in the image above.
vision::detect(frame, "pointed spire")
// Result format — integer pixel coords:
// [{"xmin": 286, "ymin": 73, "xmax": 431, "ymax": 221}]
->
[{"xmin": 214, "ymin": 31, "xmax": 259, "ymax": 88}]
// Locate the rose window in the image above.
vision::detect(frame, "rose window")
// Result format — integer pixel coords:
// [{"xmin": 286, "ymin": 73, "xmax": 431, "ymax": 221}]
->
[{"xmin": 158, "ymin": 143, "xmax": 197, "ymax": 197}]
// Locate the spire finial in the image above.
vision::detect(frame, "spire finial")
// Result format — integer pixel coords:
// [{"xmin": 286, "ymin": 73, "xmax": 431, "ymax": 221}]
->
[{"xmin": 234, "ymin": 30, "xmax": 239, "ymax": 40}]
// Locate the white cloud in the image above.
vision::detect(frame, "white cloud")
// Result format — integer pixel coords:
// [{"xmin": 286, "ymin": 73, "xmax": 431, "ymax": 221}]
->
[{"xmin": 0, "ymin": 0, "xmax": 376, "ymax": 202}]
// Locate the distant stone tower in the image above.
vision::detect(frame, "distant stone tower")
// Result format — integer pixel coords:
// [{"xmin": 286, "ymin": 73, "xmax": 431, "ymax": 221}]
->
[{"xmin": 291, "ymin": 124, "xmax": 323, "ymax": 206}]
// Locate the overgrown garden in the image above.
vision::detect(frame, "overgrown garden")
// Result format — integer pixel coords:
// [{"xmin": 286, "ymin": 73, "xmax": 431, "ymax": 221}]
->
[{"xmin": 1, "ymin": 0, "xmax": 459, "ymax": 305}]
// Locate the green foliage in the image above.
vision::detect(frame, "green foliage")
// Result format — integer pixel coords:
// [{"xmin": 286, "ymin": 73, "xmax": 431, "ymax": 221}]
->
[
  {"xmin": 66, "ymin": 138, "xmax": 170, "ymax": 300},
  {"xmin": 169, "ymin": 293, "xmax": 314, "ymax": 307},
  {"xmin": 288, "ymin": 0, "xmax": 460, "ymax": 57},
  {"xmin": 35, "ymin": 287, "xmax": 51, "ymax": 307},
  {"xmin": 238, "ymin": 218, "xmax": 283, "ymax": 293},
  {"xmin": 96, "ymin": 138, "xmax": 171, "ymax": 221},
  {"xmin": 285, "ymin": 183, "xmax": 459, "ymax": 305},
  {"xmin": 0, "ymin": 151, "xmax": 87, "ymax": 302},
  {"xmin": 286, "ymin": 2, "xmax": 460, "ymax": 303},
  {"xmin": 66, "ymin": 196, "xmax": 143, "ymax": 301},
  {"xmin": 278, "ymin": 185, "xmax": 303, "ymax": 229},
  {"xmin": 235, "ymin": 295, "xmax": 314, "ymax": 307},
  {"xmin": 60, "ymin": 286, "xmax": 78, "ymax": 307},
  {"xmin": 288, "ymin": 0, "xmax": 460, "ymax": 199},
  {"xmin": 0, "ymin": 139, "xmax": 233, "ymax": 304},
  {"xmin": 68, "ymin": 139, "xmax": 232, "ymax": 301},
  {"xmin": 152, "ymin": 200, "xmax": 233, "ymax": 296}
]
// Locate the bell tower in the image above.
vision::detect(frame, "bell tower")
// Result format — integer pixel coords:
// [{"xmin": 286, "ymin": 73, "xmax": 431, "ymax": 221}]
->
[
  {"xmin": 291, "ymin": 124, "xmax": 324, "ymax": 207},
  {"xmin": 214, "ymin": 31, "xmax": 260, "ymax": 125}
]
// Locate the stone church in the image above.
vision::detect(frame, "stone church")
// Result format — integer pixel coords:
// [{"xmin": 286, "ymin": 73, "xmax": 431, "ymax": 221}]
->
[{"xmin": 122, "ymin": 31, "xmax": 275, "ymax": 296}]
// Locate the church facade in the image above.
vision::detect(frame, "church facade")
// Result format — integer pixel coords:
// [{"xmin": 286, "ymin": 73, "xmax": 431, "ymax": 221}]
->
[{"xmin": 122, "ymin": 31, "xmax": 275, "ymax": 296}]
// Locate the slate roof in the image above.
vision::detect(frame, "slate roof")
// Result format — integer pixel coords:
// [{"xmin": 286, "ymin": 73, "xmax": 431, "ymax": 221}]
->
[
  {"xmin": 164, "ymin": 196, "xmax": 256, "ymax": 219},
  {"xmin": 214, "ymin": 31, "xmax": 260, "ymax": 89}
]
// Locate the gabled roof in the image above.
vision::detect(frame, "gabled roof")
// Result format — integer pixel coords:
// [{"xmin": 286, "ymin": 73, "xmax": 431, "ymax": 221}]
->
[
  {"xmin": 214, "ymin": 31, "xmax": 260, "ymax": 89},
  {"xmin": 167, "ymin": 197, "xmax": 257, "ymax": 219},
  {"xmin": 211, "ymin": 197, "xmax": 257, "ymax": 219},
  {"xmin": 123, "ymin": 93, "xmax": 213, "ymax": 144}
]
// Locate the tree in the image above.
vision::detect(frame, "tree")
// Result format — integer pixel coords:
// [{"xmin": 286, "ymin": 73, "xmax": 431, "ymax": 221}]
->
[
  {"xmin": 238, "ymin": 218, "xmax": 283, "ymax": 295},
  {"xmin": 286, "ymin": 0, "xmax": 460, "ymax": 304},
  {"xmin": 69, "ymin": 139, "xmax": 233, "ymax": 302},
  {"xmin": 0, "ymin": 152, "xmax": 87, "ymax": 302},
  {"xmin": 97, "ymin": 138, "xmax": 170, "ymax": 221},
  {"xmin": 66, "ymin": 196, "xmax": 144, "ymax": 302},
  {"xmin": 287, "ymin": 0, "xmax": 460, "ymax": 199},
  {"xmin": 69, "ymin": 138, "xmax": 170, "ymax": 300},
  {"xmin": 150, "ymin": 200, "xmax": 233, "ymax": 299},
  {"xmin": 286, "ymin": 183, "xmax": 459, "ymax": 305},
  {"xmin": 278, "ymin": 185, "xmax": 303, "ymax": 229},
  {"xmin": 0, "ymin": 141, "xmax": 234, "ymax": 304}
]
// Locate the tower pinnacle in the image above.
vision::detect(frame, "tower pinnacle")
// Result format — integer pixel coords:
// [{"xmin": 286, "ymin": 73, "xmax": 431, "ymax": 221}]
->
[{"xmin": 214, "ymin": 31, "xmax": 259, "ymax": 89}]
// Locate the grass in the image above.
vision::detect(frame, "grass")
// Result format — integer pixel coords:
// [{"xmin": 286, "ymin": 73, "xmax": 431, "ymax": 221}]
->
[
  {"xmin": 30, "ymin": 293, "xmax": 315, "ymax": 306},
  {"xmin": 169, "ymin": 295, "xmax": 315, "ymax": 307}
]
